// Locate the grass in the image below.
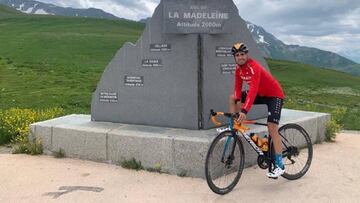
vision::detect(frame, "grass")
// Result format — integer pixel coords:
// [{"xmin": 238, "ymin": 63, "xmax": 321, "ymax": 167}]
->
[
  {"xmin": 120, "ymin": 158, "xmax": 168, "ymax": 174},
  {"xmin": 177, "ymin": 169, "xmax": 187, "ymax": 177},
  {"xmin": 53, "ymin": 148, "xmax": 65, "ymax": 158},
  {"xmin": 0, "ymin": 6, "xmax": 359, "ymax": 130},
  {"xmin": 269, "ymin": 59, "xmax": 360, "ymax": 130},
  {"xmin": 0, "ymin": 8, "xmax": 144, "ymax": 114},
  {"xmin": 145, "ymin": 163, "xmax": 162, "ymax": 173},
  {"xmin": 120, "ymin": 158, "xmax": 143, "ymax": 171}
]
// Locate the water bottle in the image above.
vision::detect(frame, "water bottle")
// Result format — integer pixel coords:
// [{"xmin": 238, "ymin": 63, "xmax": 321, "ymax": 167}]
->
[
  {"xmin": 261, "ymin": 135, "xmax": 268, "ymax": 152},
  {"xmin": 250, "ymin": 133, "xmax": 268, "ymax": 152},
  {"xmin": 250, "ymin": 133, "xmax": 261, "ymax": 146}
]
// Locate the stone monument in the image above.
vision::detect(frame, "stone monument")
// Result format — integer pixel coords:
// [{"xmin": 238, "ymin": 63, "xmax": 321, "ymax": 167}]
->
[{"xmin": 91, "ymin": 0, "xmax": 269, "ymax": 129}]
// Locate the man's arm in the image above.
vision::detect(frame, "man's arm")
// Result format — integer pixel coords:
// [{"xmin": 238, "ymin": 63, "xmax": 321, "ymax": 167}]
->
[
  {"xmin": 241, "ymin": 66, "xmax": 260, "ymax": 114},
  {"xmin": 234, "ymin": 68, "xmax": 243, "ymax": 101},
  {"xmin": 230, "ymin": 68, "xmax": 243, "ymax": 113}
]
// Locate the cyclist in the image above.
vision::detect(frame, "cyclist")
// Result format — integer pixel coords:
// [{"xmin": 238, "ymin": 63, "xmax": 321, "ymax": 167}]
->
[{"xmin": 229, "ymin": 42, "xmax": 285, "ymax": 178}]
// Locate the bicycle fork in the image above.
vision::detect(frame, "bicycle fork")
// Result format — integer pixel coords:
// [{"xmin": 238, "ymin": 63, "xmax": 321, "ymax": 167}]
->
[{"xmin": 221, "ymin": 119, "xmax": 237, "ymax": 166}]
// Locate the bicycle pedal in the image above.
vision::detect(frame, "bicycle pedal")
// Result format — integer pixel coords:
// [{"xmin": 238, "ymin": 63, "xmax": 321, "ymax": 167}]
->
[{"xmin": 268, "ymin": 176, "xmax": 278, "ymax": 180}]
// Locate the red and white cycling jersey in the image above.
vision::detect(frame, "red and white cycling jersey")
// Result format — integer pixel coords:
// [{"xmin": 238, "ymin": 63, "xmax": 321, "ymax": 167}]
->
[{"xmin": 234, "ymin": 58, "xmax": 285, "ymax": 114}]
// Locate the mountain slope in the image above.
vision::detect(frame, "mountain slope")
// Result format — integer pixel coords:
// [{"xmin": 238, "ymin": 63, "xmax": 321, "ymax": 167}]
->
[
  {"xmin": 0, "ymin": 0, "xmax": 120, "ymax": 19},
  {"xmin": 0, "ymin": 3, "xmax": 23, "ymax": 17},
  {"xmin": 246, "ymin": 22, "xmax": 360, "ymax": 75},
  {"xmin": 269, "ymin": 58, "xmax": 360, "ymax": 130}
]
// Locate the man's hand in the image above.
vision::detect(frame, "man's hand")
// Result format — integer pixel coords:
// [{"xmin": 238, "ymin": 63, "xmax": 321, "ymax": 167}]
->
[{"xmin": 237, "ymin": 112, "xmax": 247, "ymax": 123}]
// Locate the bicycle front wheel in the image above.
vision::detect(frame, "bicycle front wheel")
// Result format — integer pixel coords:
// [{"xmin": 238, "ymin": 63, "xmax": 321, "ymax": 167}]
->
[
  {"xmin": 205, "ymin": 130, "xmax": 245, "ymax": 195},
  {"xmin": 279, "ymin": 123, "xmax": 313, "ymax": 180}
]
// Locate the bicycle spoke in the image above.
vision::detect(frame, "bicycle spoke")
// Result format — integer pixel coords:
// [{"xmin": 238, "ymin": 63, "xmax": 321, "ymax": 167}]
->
[
  {"xmin": 205, "ymin": 130, "xmax": 244, "ymax": 194},
  {"xmin": 279, "ymin": 124, "xmax": 313, "ymax": 180}
]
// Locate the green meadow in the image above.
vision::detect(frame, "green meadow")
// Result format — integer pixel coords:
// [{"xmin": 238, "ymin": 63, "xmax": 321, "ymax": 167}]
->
[{"xmin": 1, "ymin": 5, "xmax": 359, "ymax": 130}]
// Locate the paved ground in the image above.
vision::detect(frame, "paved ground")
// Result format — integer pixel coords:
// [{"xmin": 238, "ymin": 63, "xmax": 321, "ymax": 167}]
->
[{"xmin": 0, "ymin": 133, "xmax": 359, "ymax": 203}]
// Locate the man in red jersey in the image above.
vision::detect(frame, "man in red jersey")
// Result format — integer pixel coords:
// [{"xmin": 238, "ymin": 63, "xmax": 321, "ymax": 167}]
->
[{"xmin": 229, "ymin": 42, "xmax": 285, "ymax": 178}]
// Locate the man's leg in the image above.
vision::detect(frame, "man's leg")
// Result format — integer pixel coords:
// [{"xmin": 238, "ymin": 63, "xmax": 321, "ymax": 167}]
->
[
  {"xmin": 268, "ymin": 122, "xmax": 282, "ymax": 154},
  {"xmin": 229, "ymin": 94, "xmax": 242, "ymax": 113},
  {"xmin": 266, "ymin": 98, "xmax": 285, "ymax": 178}
]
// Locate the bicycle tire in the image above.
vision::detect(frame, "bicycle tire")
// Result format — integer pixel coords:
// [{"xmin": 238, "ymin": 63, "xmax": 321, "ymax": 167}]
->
[
  {"xmin": 205, "ymin": 130, "xmax": 245, "ymax": 195},
  {"xmin": 279, "ymin": 123, "xmax": 313, "ymax": 180}
]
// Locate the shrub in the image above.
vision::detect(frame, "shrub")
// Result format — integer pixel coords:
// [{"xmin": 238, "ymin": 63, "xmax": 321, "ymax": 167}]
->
[
  {"xmin": 12, "ymin": 137, "xmax": 43, "ymax": 155},
  {"xmin": 331, "ymin": 107, "xmax": 347, "ymax": 124},
  {"xmin": 325, "ymin": 107, "xmax": 346, "ymax": 142},
  {"xmin": 120, "ymin": 158, "xmax": 143, "ymax": 171},
  {"xmin": 177, "ymin": 169, "xmax": 187, "ymax": 177},
  {"xmin": 146, "ymin": 163, "xmax": 162, "ymax": 173},
  {"xmin": 53, "ymin": 148, "xmax": 65, "ymax": 158},
  {"xmin": 325, "ymin": 119, "xmax": 341, "ymax": 142},
  {"xmin": 0, "ymin": 107, "xmax": 64, "ymax": 154}
]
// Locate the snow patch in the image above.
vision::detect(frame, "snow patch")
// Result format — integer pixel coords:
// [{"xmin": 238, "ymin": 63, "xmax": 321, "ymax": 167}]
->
[
  {"xmin": 258, "ymin": 35, "xmax": 269, "ymax": 45},
  {"xmin": 247, "ymin": 23, "xmax": 254, "ymax": 33},
  {"xmin": 17, "ymin": 3, "xmax": 25, "ymax": 11},
  {"xmin": 24, "ymin": 7, "xmax": 33, "ymax": 13},
  {"xmin": 34, "ymin": 9, "xmax": 49, "ymax": 15}
]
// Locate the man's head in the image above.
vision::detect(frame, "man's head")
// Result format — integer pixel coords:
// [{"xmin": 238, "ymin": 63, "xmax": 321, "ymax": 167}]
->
[{"xmin": 231, "ymin": 43, "xmax": 249, "ymax": 66}]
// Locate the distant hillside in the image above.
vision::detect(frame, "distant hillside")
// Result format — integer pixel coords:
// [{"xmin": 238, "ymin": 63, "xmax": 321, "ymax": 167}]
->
[
  {"xmin": 0, "ymin": 0, "xmax": 120, "ymax": 19},
  {"xmin": 269, "ymin": 58, "xmax": 360, "ymax": 130},
  {"xmin": 139, "ymin": 17, "xmax": 150, "ymax": 24},
  {"xmin": 246, "ymin": 22, "xmax": 360, "ymax": 76},
  {"xmin": 0, "ymin": 3, "xmax": 22, "ymax": 16}
]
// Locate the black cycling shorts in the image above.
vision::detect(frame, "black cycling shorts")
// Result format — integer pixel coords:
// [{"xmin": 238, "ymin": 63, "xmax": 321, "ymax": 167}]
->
[{"xmin": 239, "ymin": 91, "xmax": 283, "ymax": 124}]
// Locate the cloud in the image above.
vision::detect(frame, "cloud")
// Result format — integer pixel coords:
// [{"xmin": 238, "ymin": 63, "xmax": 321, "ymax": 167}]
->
[
  {"xmin": 39, "ymin": 0, "xmax": 159, "ymax": 19},
  {"xmin": 232, "ymin": 0, "xmax": 360, "ymax": 62},
  {"xmin": 235, "ymin": 0, "xmax": 360, "ymax": 34}
]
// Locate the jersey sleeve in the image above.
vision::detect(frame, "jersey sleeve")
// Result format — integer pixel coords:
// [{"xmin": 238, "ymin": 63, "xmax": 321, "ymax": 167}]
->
[
  {"xmin": 234, "ymin": 67, "xmax": 243, "ymax": 101},
  {"xmin": 241, "ymin": 64, "xmax": 260, "ymax": 114}
]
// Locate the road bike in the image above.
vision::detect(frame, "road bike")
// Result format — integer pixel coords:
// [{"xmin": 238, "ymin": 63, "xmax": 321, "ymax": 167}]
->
[{"xmin": 205, "ymin": 110, "xmax": 313, "ymax": 195}]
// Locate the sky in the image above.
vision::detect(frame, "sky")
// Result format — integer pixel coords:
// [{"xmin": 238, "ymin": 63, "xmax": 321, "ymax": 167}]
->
[{"xmin": 37, "ymin": 0, "xmax": 360, "ymax": 63}]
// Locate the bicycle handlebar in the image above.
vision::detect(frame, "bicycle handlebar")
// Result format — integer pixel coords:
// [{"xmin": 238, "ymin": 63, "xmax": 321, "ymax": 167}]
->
[{"xmin": 210, "ymin": 109, "xmax": 268, "ymax": 127}]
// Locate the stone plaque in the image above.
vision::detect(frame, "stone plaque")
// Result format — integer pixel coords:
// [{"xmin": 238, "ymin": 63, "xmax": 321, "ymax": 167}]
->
[
  {"xmin": 164, "ymin": 1, "xmax": 232, "ymax": 34},
  {"xmin": 220, "ymin": 63, "xmax": 236, "ymax": 74},
  {"xmin": 124, "ymin": 76, "xmax": 144, "ymax": 87},
  {"xmin": 142, "ymin": 59, "xmax": 163, "ymax": 68},
  {"xmin": 99, "ymin": 92, "xmax": 118, "ymax": 103},
  {"xmin": 150, "ymin": 44, "xmax": 171, "ymax": 52},
  {"xmin": 216, "ymin": 46, "xmax": 233, "ymax": 57}
]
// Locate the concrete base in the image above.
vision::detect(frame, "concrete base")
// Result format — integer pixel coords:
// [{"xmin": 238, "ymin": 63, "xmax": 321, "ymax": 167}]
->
[{"xmin": 30, "ymin": 109, "xmax": 330, "ymax": 178}]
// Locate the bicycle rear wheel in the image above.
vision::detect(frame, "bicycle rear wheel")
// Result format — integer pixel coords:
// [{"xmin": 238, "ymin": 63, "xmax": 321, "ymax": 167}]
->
[
  {"xmin": 205, "ymin": 130, "xmax": 245, "ymax": 195},
  {"xmin": 279, "ymin": 123, "xmax": 313, "ymax": 180}
]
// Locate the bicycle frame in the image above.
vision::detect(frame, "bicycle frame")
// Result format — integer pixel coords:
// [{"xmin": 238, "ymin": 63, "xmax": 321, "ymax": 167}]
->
[
  {"xmin": 210, "ymin": 110, "xmax": 274, "ymax": 171},
  {"xmin": 218, "ymin": 119, "xmax": 265, "ymax": 160}
]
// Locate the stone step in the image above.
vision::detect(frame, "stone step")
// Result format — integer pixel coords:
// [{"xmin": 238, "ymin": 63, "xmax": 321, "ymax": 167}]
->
[{"xmin": 30, "ymin": 109, "xmax": 330, "ymax": 178}]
